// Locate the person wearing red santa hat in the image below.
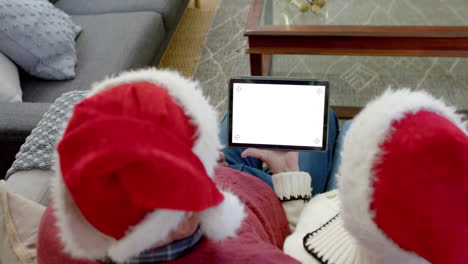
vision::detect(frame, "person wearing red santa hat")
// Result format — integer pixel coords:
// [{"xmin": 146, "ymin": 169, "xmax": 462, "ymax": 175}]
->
[
  {"xmin": 48, "ymin": 69, "xmax": 249, "ymax": 263},
  {"xmin": 261, "ymin": 89, "xmax": 468, "ymax": 264}
]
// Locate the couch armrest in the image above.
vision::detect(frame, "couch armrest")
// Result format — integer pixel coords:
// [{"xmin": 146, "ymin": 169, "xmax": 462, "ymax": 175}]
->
[{"xmin": 0, "ymin": 102, "xmax": 51, "ymax": 179}]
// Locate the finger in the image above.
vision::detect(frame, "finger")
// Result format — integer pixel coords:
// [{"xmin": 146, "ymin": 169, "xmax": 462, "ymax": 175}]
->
[
  {"xmin": 216, "ymin": 160, "xmax": 228, "ymax": 167},
  {"xmin": 217, "ymin": 152, "xmax": 225, "ymax": 162},
  {"xmin": 241, "ymin": 148, "xmax": 264, "ymax": 160}
]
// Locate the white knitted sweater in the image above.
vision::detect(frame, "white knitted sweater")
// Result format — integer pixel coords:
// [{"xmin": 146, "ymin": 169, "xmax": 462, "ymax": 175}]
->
[{"xmin": 272, "ymin": 172, "xmax": 377, "ymax": 264}]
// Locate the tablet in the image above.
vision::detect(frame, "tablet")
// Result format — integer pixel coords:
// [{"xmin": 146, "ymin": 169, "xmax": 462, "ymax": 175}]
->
[{"xmin": 228, "ymin": 77, "xmax": 329, "ymax": 151}]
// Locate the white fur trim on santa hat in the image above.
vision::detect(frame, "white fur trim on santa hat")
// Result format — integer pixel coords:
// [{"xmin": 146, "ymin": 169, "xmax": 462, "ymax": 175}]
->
[
  {"xmin": 52, "ymin": 155, "xmax": 187, "ymax": 263},
  {"xmin": 51, "ymin": 158, "xmax": 115, "ymax": 260},
  {"xmin": 108, "ymin": 210, "xmax": 186, "ymax": 263},
  {"xmin": 87, "ymin": 68, "xmax": 222, "ymax": 178},
  {"xmin": 338, "ymin": 89, "xmax": 466, "ymax": 264},
  {"xmin": 200, "ymin": 190, "xmax": 246, "ymax": 241}
]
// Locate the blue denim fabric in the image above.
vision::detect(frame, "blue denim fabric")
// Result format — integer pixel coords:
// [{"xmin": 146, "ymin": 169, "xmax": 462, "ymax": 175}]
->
[
  {"xmin": 219, "ymin": 109, "xmax": 340, "ymax": 195},
  {"xmin": 326, "ymin": 120, "xmax": 352, "ymax": 191}
]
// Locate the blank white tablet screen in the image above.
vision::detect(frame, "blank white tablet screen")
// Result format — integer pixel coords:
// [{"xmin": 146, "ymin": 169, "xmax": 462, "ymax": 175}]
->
[{"xmin": 232, "ymin": 83, "xmax": 326, "ymax": 147}]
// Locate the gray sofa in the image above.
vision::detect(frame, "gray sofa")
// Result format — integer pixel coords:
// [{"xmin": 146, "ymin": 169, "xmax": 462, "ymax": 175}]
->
[{"xmin": 0, "ymin": 0, "xmax": 188, "ymax": 177}]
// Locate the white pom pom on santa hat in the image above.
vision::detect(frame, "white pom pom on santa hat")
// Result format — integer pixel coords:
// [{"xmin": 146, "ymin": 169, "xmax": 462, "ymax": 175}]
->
[
  {"xmin": 200, "ymin": 190, "xmax": 246, "ymax": 241},
  {"xmin": 51, "ymin": 68, "xmax": 246, "ymax": 263},
  {"xmin": 338, "ymin": 89, "xmax": 468, "ymax": 264}
]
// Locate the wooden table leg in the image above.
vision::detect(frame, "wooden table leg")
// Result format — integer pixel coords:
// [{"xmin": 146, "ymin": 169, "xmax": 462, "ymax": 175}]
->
[
  {"xmin": 249, "ymin": 54, "xmax": 272, "ymax": 76},
  {"xmin": 250, "ymin": 54, "xmax": 263, "ymax": 76}
]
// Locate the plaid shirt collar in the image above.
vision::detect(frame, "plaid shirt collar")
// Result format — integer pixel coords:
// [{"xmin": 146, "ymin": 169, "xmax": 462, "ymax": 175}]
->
[{"xmin": 124, "ymin": 227, "xmax": 203, "ymax": 263}]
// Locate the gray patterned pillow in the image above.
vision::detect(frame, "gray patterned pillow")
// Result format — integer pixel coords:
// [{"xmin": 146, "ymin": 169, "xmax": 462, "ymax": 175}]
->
[
  {"xmin": 6, "ymin": 91, "xmax": 87, "ymax": 178},
  {"xmin": 0, "ymin": 0, "xmax": 82, "ymax": 80}
]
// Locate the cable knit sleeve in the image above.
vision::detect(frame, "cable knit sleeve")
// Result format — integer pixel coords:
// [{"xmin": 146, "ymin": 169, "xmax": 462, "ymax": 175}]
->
[{"xmin": 272, "ymin": 172, "xmax": 312, "ymax": 232}]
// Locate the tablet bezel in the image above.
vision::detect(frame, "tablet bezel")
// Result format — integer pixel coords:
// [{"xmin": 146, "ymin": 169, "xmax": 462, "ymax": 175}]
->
[{"xmin": 228, "ymin": 77, "xmax": 329, "ymax": 152}]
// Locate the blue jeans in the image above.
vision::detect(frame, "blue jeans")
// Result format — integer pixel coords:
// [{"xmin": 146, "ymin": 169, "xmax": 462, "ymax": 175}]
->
[
  {"xmin": 326, "ymin": 120, "xmax": 351, "ymax": 191},
  {"xmin": 219, "ymin": 109, "xmax": 348, "ymax": 195}
]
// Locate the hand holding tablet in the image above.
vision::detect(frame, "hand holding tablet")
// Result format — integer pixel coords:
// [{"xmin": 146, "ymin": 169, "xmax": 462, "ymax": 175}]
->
[
  {"xmin": 241, "ymin": 148, "xmax": 300, "ymax": 174},
  {"xmin": 228, "ymin": 77, "xmax": 329, "ymax": 151}
]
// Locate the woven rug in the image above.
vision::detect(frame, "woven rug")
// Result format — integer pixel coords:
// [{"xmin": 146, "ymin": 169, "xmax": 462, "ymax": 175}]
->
[
  {"xmin": 193, "ymin": 0, "xmax": 468, "ymax": 119},
  {"xmin": 158, "ymin": 6, "xmax": 217, "ymax": 77},
  {"xmin": 193, "ymin": 0, "xmax": 251, "ymax": 119}
]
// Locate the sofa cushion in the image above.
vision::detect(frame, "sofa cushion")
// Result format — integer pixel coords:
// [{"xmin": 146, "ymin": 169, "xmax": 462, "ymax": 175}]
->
[
  {"xmin": 20, "ymin": 12, "xmax": 165, "ymax": 102},
  {"xmin": 6, "ymin": 170, "xmax": 54, "ymax": 206},
  {"xmin": 0, "ymin": 51, "xmax": 22, "ymax": 102},
  {"xmin": 56, "ymin": 0, "xmax": 188, "ymax": 32},
  {"xmin": 0, "ymin": 0, "xmax": 82, "ymax": 80}
]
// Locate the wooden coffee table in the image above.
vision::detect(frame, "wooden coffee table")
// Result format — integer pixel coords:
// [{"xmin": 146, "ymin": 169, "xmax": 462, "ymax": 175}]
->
[{"xmin": 244, "ymin": 0, "xmax": 468, "ymax": 118}]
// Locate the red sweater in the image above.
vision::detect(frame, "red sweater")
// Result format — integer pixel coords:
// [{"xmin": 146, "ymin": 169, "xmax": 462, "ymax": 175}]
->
[{"xmin": 37, "ymin": 167, "xmax": 300, "ymax": 264}]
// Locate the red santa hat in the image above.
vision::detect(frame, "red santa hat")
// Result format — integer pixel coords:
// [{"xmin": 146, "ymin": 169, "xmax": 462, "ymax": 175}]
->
[
  {"xmin": 51, "ymin": 68, "xmax": 246, "ymax": 263},
  {"xmin": 339, "ymin": 89, "xmax": 468, "ymax": 264}
]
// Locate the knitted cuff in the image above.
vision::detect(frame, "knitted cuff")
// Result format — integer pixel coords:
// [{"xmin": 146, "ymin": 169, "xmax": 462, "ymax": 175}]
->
[{"xmin": 272, "ymin": 172, "xmax": 312, "ymax": 202}]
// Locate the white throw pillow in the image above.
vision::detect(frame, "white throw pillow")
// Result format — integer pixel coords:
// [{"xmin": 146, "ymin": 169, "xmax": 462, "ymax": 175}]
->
[
  {"xmin": 0, "ymin": 180, "xmax": 45, "ymax": 264},
  {"xmin": 0, "ymin": 52, "xmax": 22, "ymax": 102}
]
